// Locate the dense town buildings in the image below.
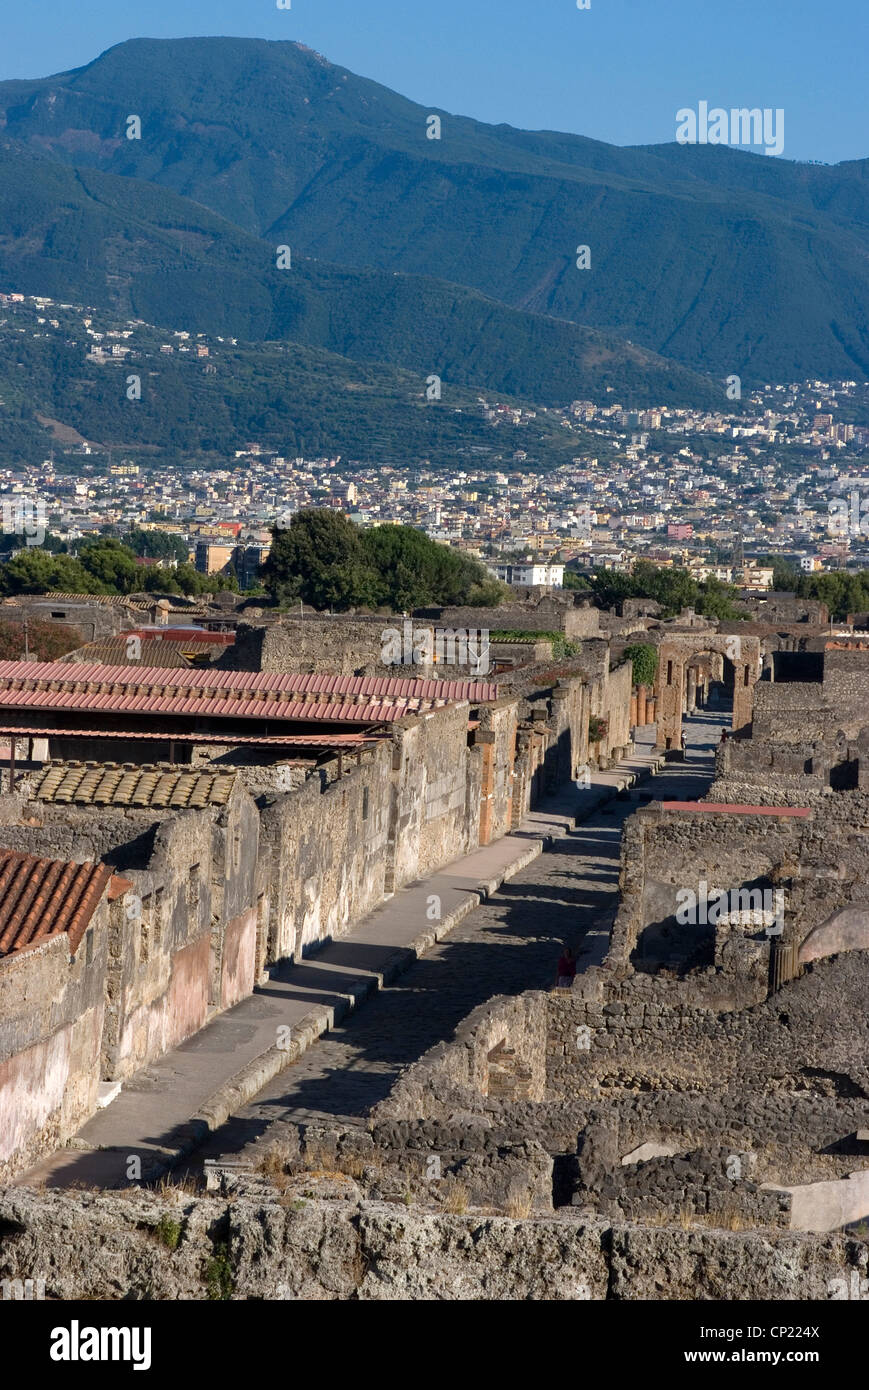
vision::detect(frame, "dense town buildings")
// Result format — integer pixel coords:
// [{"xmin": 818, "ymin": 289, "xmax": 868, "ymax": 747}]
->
[{"xmin": 2, "ymin": 296, "xmax": 869, "ymax": 585}]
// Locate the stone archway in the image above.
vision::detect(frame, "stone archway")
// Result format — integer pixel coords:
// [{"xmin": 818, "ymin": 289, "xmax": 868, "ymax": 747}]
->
[{"xmin": 655, "ymin": 634, "xmax": 762, "ymax": 748}]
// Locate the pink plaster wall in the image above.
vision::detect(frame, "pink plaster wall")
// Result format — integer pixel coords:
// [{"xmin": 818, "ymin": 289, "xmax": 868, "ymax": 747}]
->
[{"xmin": 221, "ymin": 908, "xmax": 257, "ymax": 1010}]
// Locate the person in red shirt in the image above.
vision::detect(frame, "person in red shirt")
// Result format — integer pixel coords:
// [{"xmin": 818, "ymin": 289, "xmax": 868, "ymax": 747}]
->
[{"xmin": 556, "ymin": 945, "xmax": 577, "ymax": 989}]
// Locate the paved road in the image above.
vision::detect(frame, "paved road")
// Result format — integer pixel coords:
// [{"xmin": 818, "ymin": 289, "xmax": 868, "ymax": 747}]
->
[{"xmin": 188, "ymin": 710, "xmax": 726, "ymax": 1169}]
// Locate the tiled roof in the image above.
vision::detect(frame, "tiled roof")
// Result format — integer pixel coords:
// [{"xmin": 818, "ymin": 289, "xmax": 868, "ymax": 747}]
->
[
  {"xmin": 42, "ymin": 593, "xmax": 153, "ymax": 610},
  {"xmin": 0, "ymin": 662, "xmax": 498, "ymax": 727},
  {"xmin": 0, "ymin": 662, "xmax": 497, "ymax": 702},
  {"xmin": 122, "ymin": 629, "xmax": 236, "ymax": 646},
  {"xmin": 31, "ymin": 762, "xmax": 237, "ymax": 809},
  {"xmin": 60, "ymin": 639, "xmax": 193, "ymax": 669},
  {"xmin": 0, "ymin": 851, "xmax": 112, "ymax": 958}
]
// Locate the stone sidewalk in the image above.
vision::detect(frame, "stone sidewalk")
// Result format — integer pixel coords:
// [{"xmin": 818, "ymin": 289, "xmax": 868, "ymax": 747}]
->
[{"xmin": 16, "ymin": 737, "xmax": 665, "ymax": 1189}]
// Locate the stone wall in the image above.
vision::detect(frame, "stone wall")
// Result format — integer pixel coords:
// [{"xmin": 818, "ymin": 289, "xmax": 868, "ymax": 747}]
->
[
  {"xmin": 416, "ymin": 599, "xmax": 600, "ymax": 641},
  {"xmin": 0, "ymin": 783, "xmax": 264, "ymax": 1099},
  {"xmin": 227, "ymin": 614, "xmax": 500, "ymax": 679},
  {"xmin": 229, "ymin": 616, "xmax": 396, "ymax": 676},
  {"xmin": 105, "ymin": 811, "xmax": 216, "ymax": 1080},
  {"xmin": 259, "ymin": 746, "xmax": 392, "ymax": 963},
  {"xmin": 476, "ymin": 700, "xmax": 520, "ymax": 844},
  {"xmin": 374, "ymin": 993, "xmax": 549, "ymax": 1123},
  {"xmin": 545, "ymin": 952, "xmax": 869, "ymax": 1107},
  {"xmin": 0, "ymin": 637, "xmax": 637, "ymax": 1177},
  {"xmin": 752, "ymin": 683, "xmax": 835, "ymax": 742},
  {"xmin": 0, "ymin": 597, "xmax": 139, "ymax": 644},
  {"xmin": 2, "ymin": 1185, "xmax": 866, "ymax": 1300},
  {"xmin": 0, "ymin": 909, "xmax": 110, "ymax": 1184},
  {"xmin": 390, "ymin": 703, "xmax": 482, "ymax": 885},
  {"xmin": 606, "ymin": 806, "xmax": 806, "ymax": 983},
  {"xmin": 739, "ymin": 594, "xmax": 829, "ymax": 625},
  {"xmin": 258, "ymin": 700, "xmax": 486, "ymax": 967},
  {"xmin": 656, "ymin": 633, "xmax": 761, "ymax": 745},
  {"xmin": 823, "ymin": 648, "xmax": 869, "ymax": 724}
]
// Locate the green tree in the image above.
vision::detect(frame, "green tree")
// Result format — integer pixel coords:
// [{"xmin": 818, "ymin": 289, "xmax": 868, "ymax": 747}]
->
[
  {"xmin": 563, "ymin": 569, "xmax": 592, "ymax": 593},
  {"xmin": 586, "ymin": 568, "xmax": 641, "ymax": 611},
  {"xmin": 125, "ymin": 527, "xmax": 190, "ymax": 565},
  {"xmin": 262, "ymin": 510, "xmax": 378, "ymax": 610},
  {"xmin": 589, "ymin": 562, "xmax": 704, "ymax": 618},
  {"xmin": 763, "ymin": 558, "xmax": 802, "ymax": 591},
  {"xmin": 77, "ymin": 538, "xmax": 140, "ymax": 594},
  {"xmin": 800, "ymin": 570, "xmax": 869, "ymax": 621},
  {"xmin": 0, "ymin": 549, "xmax": 108, "ymax": 596},
  {"xmin": 361, "ymin": 525, "xmax": 499, "ymax": 609},
  {"xmin": 142, "ymin": 566, "xmax": 181, "ymax": 595},
  {"xmin": 696, "ymin": 577, "xmax": 746, "ymax": 621},
  {"xmin": 466, "ymin": 577, "xmax": 511, "ymax": 606}
]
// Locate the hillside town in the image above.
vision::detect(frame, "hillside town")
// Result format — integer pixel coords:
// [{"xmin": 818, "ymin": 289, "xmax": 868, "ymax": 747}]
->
[{"xmin": 2, "ymin": 294, "xmax": 869, "ymax": 586}]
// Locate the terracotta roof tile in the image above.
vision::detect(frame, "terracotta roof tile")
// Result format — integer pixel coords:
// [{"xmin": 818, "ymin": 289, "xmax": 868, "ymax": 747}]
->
[
  {"xmin": 61, "ymin": 639, "xmax": 193, "ymax": 669},
  {"xmin": 0, "ymin": 662, "xmax": 498, "ymax": 728},
  {"xmin": 0, "ymin": 661, "xmax": 497, "ymax": 702},
  {"xmin": 31, "ymin": 762, "xmax": 238, "ymax": 809},
  {"xmin": 43, "ymin": 593, "xmax": 152, "ymax": 610},
  {"xmin": 0, "ymin": 851, "xmax": 111, "ymax": 957}
]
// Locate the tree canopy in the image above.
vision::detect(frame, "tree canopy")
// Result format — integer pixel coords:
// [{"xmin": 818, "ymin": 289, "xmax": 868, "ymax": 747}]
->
[
  {"xmin": 0, "ymin": 538, "xmax": 237, "ymax": 598},
  {"xmin": 587, "ymin": 561, "xmax": 746, "ymax": 621},
  {"xmin": 261, "ymin": 510, "xmax": 508, "ymax": 612}
]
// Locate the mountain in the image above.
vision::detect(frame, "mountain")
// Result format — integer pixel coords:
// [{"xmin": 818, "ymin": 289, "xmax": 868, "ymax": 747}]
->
[
  {"xmin": 1, "ymin": 37, "xmax": 868, "ymax": 382},
  {"xmin": 0, "ymin": 143, "xmax": 720, "ymax": 409}
]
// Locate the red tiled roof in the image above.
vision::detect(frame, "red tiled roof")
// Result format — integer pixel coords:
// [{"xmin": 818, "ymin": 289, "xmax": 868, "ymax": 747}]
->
[
  {"xmin": 0, "ymin": 662, "xmax": 497, "ymax": 727},
  {"xmin": 0, "ymin": 688, "xmax": 414, "ymax": 723},
  {"xmin": 0, "ymin": 662, "xmax": 497, "ymax": 703},
  {"xmin": 0, "ymin": 851, "xmax": 112, "ymax": 958}
]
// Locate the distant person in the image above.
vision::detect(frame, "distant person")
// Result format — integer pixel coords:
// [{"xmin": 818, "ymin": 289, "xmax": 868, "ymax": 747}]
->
[
  {"xmin": 680, "ymin": 728, "xmax": 688, "ymax": 758},
  {"xmin": 720, "ymin": 728, "xmax": 728, "ymax": 744},
  {"xmin": 556, "ymin": 945, "xmax": 577, "ymax": 990}
]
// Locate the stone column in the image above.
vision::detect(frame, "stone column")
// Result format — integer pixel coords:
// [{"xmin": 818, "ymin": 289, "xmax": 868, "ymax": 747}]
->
[{"xmin": 686, "ymin": 666, "xmax": 698, "ymax": 715}]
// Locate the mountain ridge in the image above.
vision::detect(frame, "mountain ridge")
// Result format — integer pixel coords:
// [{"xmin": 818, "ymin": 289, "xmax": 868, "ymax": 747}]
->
[{"xmin": 1, "ymin": 36, "xmax": 868, "ymax": 381}]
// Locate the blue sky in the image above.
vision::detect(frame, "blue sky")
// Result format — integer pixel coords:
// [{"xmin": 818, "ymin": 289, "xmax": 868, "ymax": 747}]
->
[{"xmin": 1, "ymin": 0, "xmax": 866, "ymax": 163}]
